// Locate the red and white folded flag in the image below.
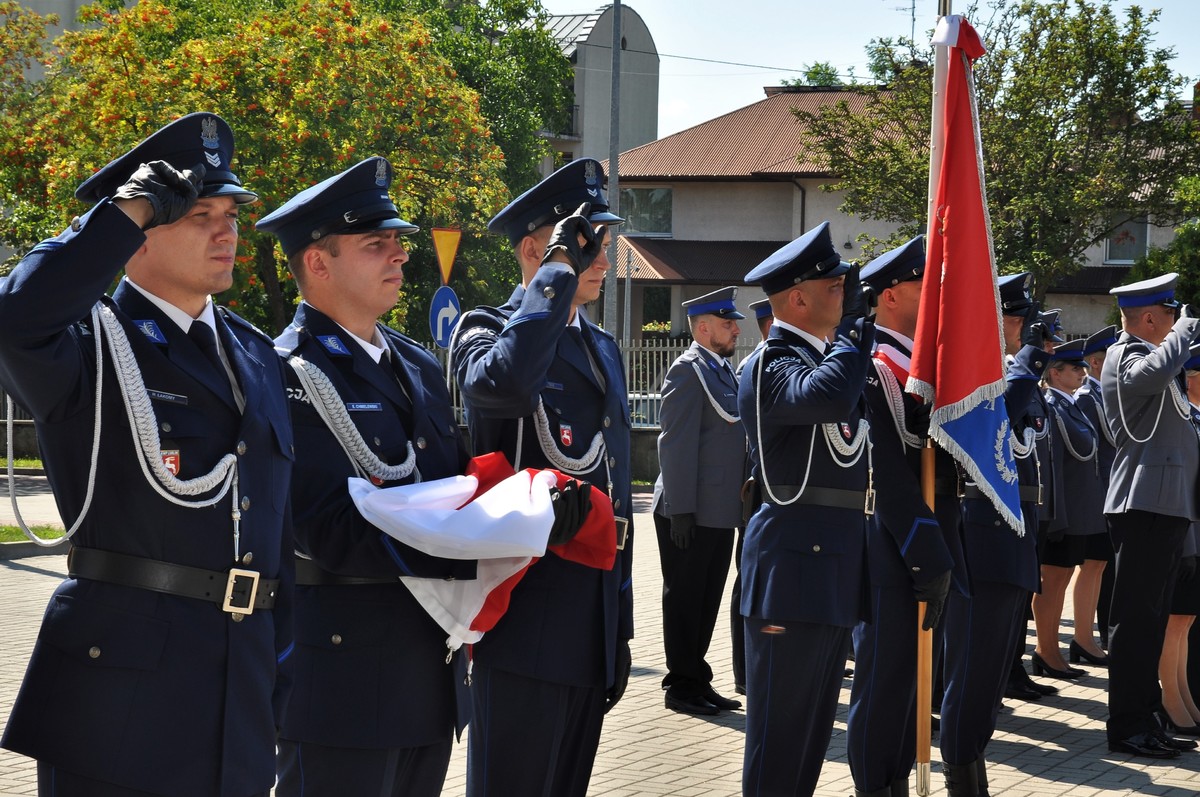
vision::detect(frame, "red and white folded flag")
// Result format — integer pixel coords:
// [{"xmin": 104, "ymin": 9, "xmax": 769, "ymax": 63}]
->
[{"xmin": 348, "ymin": 452, "xmax": 616, "ymax": 648}]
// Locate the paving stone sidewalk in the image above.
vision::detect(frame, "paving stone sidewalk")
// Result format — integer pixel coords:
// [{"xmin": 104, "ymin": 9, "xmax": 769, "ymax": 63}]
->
[{"xmin": 0, "ymin": 487, "xmax": 1198, "ymax": 794}]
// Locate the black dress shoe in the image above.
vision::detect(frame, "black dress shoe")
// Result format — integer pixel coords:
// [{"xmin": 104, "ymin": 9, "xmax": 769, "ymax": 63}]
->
[
  {"xmin": 1108, "ymin": 732, "xmax": 1181, "ymax": 759},
  {"xmin": 1030, "ymin": 650, "xmax": 1084, "ymax": 679},
  {"xmin": 1003, "ymin": 678, "xmax": 1043, "ymax": 701},
  {"xmin": 1025, "ymin": 676, "xmax": 1059, "ymax": 696},
  {"xmin": 702, "ymin": 687, "xmax": 743, "ymax": 711},
  {"xmin": 1068, "ymin": 640, "xmax": 1109, "ymax": 666},
  {"xmin": 665, "ymin": 690, "xmax": 720, "ymax": 716},
  {"xmin": 1153, "ymin": 730, "xmax": 1198, "ymax": 750}
]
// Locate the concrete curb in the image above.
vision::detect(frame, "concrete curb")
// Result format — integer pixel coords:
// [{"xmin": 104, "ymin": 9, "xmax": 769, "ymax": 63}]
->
[{"xmin": 0, "ymin": 539, "xmax": 69, "ymax": 559}]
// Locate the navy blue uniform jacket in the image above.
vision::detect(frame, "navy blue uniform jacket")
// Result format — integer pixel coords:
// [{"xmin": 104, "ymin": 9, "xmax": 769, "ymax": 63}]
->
[
  {"xmin": 0, "ymin": 200, "xmax": 294, "ymax": 797},
  {"xmin": 274, "ymin": 303, "xmax": 475, "ymax": 749},
  {"xmin": 862, "ymin": 328, "xmax": 960, "ymax": 592},
  {"xmin": 451, "ymin": 262, "xmax": 634, "ymax": 688},
  {"xmin": 737, "ymin": 322, "xmax": 874, "ymax": 627}
]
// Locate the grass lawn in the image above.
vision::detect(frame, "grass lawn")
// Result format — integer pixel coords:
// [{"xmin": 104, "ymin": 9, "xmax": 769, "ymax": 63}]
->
[
  {"xmin": 1, "ymin": 457, "xmax": 43, "ymax": 470},
  {"xmin": 0, "ymin": 525, "xmax": 64, "ymax": 543}
]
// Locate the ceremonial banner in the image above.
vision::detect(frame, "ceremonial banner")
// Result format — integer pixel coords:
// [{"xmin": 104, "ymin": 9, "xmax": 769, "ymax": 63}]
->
[{"xmin": 907, "ymin": 15, "xmax": 1023, "ymax": 533}]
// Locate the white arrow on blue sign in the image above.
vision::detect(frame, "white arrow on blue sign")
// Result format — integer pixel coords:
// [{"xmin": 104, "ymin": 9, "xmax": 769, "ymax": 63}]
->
[{"xmin": 429, "ymin": 285, "xmax": 461, "ymax": 349}]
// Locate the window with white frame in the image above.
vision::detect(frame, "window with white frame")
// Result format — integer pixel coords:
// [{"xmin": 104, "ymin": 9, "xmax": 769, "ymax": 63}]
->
[{"xmin": 1105, "ymin": 213, "xmax": 1148, "ymax": 264}]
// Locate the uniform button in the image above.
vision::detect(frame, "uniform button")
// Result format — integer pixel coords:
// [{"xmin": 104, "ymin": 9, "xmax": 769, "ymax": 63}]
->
[
  {"xmin": 812, "ymin": 544, "xmax": 821, "ymax": 553},
  {"xmin": 444, "ymin": 576, "xmax": 456, "ymax": 582},
  {"xmin": 70, "ymin": 216, "xmax": 82, "ymax": 232},
  {"xmin": 994, "ymin": 520, "xmax": 1002, "ymax": 527},
  {"xmin": 613, "ymin": 499, "xmax": 621, "ymax": 511},
  {"xmin": 161, "ymin": 422, "xmax": 172, "ymax": 433},
  {"xmin": 236, "ymin": 441, "xmax": 247, "ymax": 455},
  {"xmin": 231, "ymin": 613, "xmax": 244, "ymax": 623},
  {"xmin": 241, "ymin": 496, "xmax": 251, "ymax": 511},
  {"xmin": 543, "ymin": 286, "xmax": 556, "ymax": 299},
  {"xmin": 374, "ymin": 436, "xmax": 382, "ymax": 447},
  {"xmin": 911, "ymin": 565, "xmax": 921, "ymax": 573},
  {"xmin": 603, "ymin": 416, "xmax": 611, "ymax": 428},
  {"xmin": 608, "ymin": 457, "xmax": 616, "ymax": 468},
  {"xmin": 331, "ymin": 634, "xmax": 343, "ymax": 645},
  {"xmin": 416, "ymin": 437, "xmax": 427, "ymax": 450},
  {"xmin": 88, "ymin": 646, "xmax": 101, "ymax": 659},
  {"xmin": 448, "ymin": 423, "xmax": 456, "ymax": 433},
  {"xmin": 242, "ymin": 552, "xmax": 254, "ymax": 565}
]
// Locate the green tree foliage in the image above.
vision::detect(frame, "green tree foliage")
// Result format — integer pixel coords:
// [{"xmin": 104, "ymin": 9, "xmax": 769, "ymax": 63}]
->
[
  {"xmin": 0, "ymin": 0, "xmax": 548, "ymax": 337},
  {"xmin": 1126, "ymin": 177, "xmax": 1200, "ymax": 304},
  {"xmin": 782, "ymin": 61, "xmax": 853, "ymax": 87},
  {"xmin": 795, "ymin": 0, "xmax": 1200, "ymax": 294}
]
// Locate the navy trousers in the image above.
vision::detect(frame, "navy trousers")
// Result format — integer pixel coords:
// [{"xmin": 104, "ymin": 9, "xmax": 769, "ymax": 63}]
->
[
  {"xmin": 1106, "ymin": 510, "xmax": 1187, "ymax": 741},
  {"xmin": 36, "ymin": 764, "xmax": 268, "ymax": 797},
  {"xmin": 276, "ymin": 738, "xmax": 451, "ymax": 797},
  {"xmin": 466, "ymin": 665, "xmax": 605, "ymax": 797},
  {"xmin": 743, "ymin": 617, "xmax": 851, "ymax": 797},
  {"xmin": 939, "ymin": 580, "xmax": 1026, "ymax": 765}
]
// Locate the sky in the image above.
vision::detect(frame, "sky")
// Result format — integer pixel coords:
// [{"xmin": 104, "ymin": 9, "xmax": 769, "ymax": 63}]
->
[{"xmin": 540, "ymin": 0, "xmax": 1200, "ymax": 139}]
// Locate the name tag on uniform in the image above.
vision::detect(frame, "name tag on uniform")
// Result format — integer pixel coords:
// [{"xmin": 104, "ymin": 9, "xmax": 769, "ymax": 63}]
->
[
  {"xmin": 545, "ymin": 381, "xmax": 564, "ymax": 391},
  {"xmin": 147, "ymin": 389, "xmax": 188, "ymax": 405},
  {"xmin": 347, "ymin": 402, "xmax": 382, "ymax": 412}
]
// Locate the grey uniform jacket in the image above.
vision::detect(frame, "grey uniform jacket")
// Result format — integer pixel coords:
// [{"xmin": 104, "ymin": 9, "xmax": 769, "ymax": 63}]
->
[
  {"xmin": 652, "ymin": 342, "xmax": 746, "ymax": 529},
  {"xmin": 1101, "ymin": 316, "xmax": 1200, "ymax": 519}
]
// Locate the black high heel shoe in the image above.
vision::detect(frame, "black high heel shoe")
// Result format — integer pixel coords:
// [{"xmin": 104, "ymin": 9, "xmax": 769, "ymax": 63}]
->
[
  {"xmin": 1031, "ymin": 650, "xmax": 1084, "ymax": 680},
  {"xmin": 1068, "ymin": 640, "xmax": 1109, "ymax": 666}
]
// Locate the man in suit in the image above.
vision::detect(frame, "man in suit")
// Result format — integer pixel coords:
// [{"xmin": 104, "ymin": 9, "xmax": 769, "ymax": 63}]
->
[
  {"xmin": 0, "ymin": 114, "xmax": 294, "ymax": 797},
  {"xmin": 652, "ymin": 286, "xmax": 746, "ymax": 716},
  {"xmin": 450, "ymin": 158, "xmax": 633, "ymax": 796},
  {"xmin": 849, "ymin": 236, "xmax": 957, "ymax": 797},
  {"xmin": 1075, "ymin": 324, "xmax": 1119, "ymax": 651},
  {"xmin": 257, "ymin": 156, "xmax": 478, "ymax": 796},
  {"xmin": 1102, "ymin": 273, "xmax": 1200, "ymax": 759},
  {"xmin": 737, "ymin": 221, "xmax": 874, "ymax": 796}
]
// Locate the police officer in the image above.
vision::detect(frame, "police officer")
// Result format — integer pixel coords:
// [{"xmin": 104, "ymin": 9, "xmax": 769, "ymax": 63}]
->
[
  {"xmin": 450, "ymin": 158, "xmax": 633, "ymax": 796},
  {"xmin": 1074, "ymin": 324, "xmax": 1119, "ymax": 652},
  {"xmin": 849, "ymin": 236, "xmax": 957, "ymax": 797},
  {"xmin": 738, "ymin": 221, "xmax": 874, "ymax": 796},
  {"xmin": 652, "ymin": 286, "xmax": 746, "ymax": 716},
  {"xmin": 256, "ymin": 156, "xmax": 477, "ymax": 796},
  {"xmin": 939, "ymin": 272, "xmax": 1047, "ymax": 796},
  {"xmin": 1103, "ymin": 273, "xmax": 1200, "ymax": 758},
  {"xmin": 0, "ymin": 114, "xmax": 293, "ymax": 797}
]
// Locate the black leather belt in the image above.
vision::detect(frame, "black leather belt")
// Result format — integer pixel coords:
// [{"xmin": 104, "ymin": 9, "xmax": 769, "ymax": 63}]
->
[
  {"xmin": 766, "ymin": 485, "xmax": 872, "ymax": 513},
  {"xmin": 962, "ymin": 483, "xmax": 1042, "ymax": 505},
  {"xmin": 294, "ymin": 557, "xmax": 396, "ymax": 586},
  {"xmin": 934, "ymin": 476, "xmax": 961, "ymax": 498},
  {"xmin": 68, "ymin": 546, "xmax": 277, "ymax": 616}
]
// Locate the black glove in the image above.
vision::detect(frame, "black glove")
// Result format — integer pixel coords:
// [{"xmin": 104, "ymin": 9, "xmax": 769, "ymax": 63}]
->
[
  {"xmin": 841, "ymin": 264, "xmax": 871, "ymax": 321},
  {"xmin": 912, "ymin": 402, "xmax": 932, "ymax": 439},
  {"xmin": 541, "ymin": 202, "xmax": 602, "ymax": 275},
  {"xmin": 670, "ymin": 513, "xmax": 696, "ymax": 550},
  {"xmin": 914, "ymin": 569, "xmax": 952, "ymax": 631},
  {"xmin": 547, "ymin": 479, "xmax": 592, "ymax": 547},
  {"xmin": 1180, "ymin": 556, "xmax": 1198, "ymax": 583},
  {"xmin": 1020, "ymin": 301, "xmax": 1047, "ymax": 348},
  {"xmin": 604, "ymin": 639, "xmax": 632, "ymax": 714},
  {"xmin": 113, "ymin": 160, "xmax": 205, "ymax": 230}
]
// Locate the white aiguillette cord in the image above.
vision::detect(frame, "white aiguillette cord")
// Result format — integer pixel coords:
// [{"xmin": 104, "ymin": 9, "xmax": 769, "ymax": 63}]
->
[{"xmin": 8, "ymin": 303, "xmax": 242, "ymax": 557}]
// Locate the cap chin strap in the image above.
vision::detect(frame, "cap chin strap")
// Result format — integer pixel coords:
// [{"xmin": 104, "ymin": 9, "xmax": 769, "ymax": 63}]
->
[{"xmin": 9, "ymin": 303, "xmax": 242, "ymax": 556}]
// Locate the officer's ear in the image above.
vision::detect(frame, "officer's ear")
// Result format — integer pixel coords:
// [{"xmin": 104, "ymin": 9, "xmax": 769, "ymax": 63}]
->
[
  {"xmin": 301, "ymin": 244, "xmax": 332, "ymax": 283},
  {"xmin": 517, "ymin": 233, "xmax": 545, "ymax": 270}
]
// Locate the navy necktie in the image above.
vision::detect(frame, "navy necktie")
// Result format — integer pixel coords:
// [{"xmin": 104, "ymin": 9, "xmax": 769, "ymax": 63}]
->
[{"xmin": 188, "ymin": 321, "xmax": 236, "ymax": 406}]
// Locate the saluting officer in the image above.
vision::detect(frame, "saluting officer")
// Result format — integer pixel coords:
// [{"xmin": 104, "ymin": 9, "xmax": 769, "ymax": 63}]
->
[
  {"xmin": 939, "ymin": 272, "xmax": 1048, "ymax": 797},
  {"xmin": 652, "ymin": 286, "xmax": 746, "ymax": 716},
  {"xmin": 256, "ymin": 156, "xmax": 476, "ymax": 796},
  {"xmin": 849, "ymin": 236, "xmax": 957, "ymax": 797},
  {"xmin": 1102, "ymin": 273, "xmax": 1200, "ymax": 759},
  {"xmin": 0, "ymin": 114, "xmax": 294, "ymax": 797},
  {"xmin": 737, "ymin": 221, "xmax": 875, "ymax": 796},
  {"xmin": 450, "ymin": 158, "xmax": 633, "ymax": 796}
]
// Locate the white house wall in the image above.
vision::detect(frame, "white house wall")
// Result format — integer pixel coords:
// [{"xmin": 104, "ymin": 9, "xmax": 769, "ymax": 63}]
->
[{"xmin": 574, "ymin": 6, "xmax": 659, "ymax": 161}]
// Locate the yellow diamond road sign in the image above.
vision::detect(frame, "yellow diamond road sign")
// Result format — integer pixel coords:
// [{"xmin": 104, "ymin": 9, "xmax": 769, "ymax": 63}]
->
[{"xmin": 431, "ymin": 227, "xmax": 462, "ymax": 285}]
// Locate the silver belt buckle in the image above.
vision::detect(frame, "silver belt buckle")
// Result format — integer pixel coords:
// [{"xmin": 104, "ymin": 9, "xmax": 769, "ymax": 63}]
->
[
  {"xmin": 614, "ymin": 517, "xmax": 630, "ymax": 551},
  {"xmin": 223, "ymin": 568, "xmax": 260, "ymax": 616}
]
